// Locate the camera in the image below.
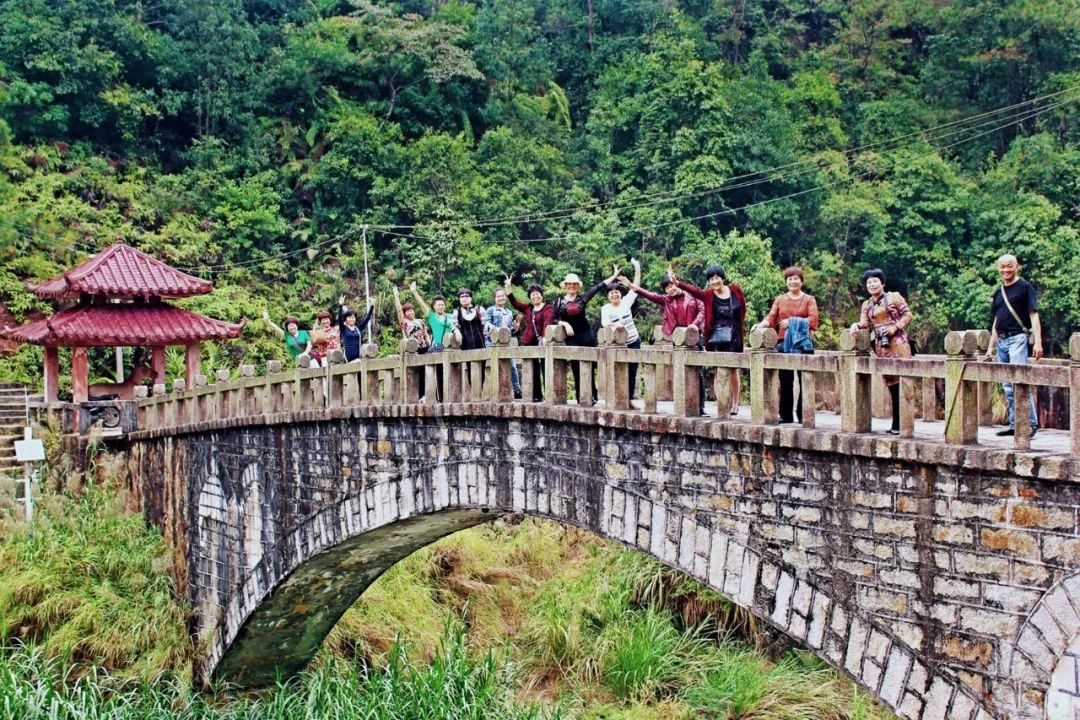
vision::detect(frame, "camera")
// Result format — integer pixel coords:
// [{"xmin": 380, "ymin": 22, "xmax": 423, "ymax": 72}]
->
[{"xmin": 875, "ymin": 328, "xmax": 890, "ymax": 349}]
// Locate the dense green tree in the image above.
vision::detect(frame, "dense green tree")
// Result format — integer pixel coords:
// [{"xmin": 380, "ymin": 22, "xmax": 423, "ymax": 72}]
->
[{"xmin": 1, "ymin": 0, "xmax": 1079, "ymax": 388}]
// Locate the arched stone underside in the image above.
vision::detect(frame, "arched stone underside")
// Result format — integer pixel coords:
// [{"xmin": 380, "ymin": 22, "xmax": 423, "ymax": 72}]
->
[
  {"xmin": 126, "ymin": 406, "xmax": 1080, "ymax": 720},
  {"xmin": 214, "ymin": 508, "xmax": 499, "ymax": 685},
  {"xmin": 1010, "ymin": 572, "xmax": 1080, "ymax": 720}
]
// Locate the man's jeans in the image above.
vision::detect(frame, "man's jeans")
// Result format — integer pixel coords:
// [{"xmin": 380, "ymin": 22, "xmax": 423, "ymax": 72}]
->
[{"xmin": 995, "ymin": 334, "xmax": 1038, "ymax": 429}]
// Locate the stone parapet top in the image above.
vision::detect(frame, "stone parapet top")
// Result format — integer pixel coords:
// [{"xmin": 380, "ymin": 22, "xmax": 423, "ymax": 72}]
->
[{"xmin": 127, "ymin": 401, "xmax": 1079, "ymax": 481}]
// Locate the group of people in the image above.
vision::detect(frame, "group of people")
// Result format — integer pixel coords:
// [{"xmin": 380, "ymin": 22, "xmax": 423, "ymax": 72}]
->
[
  {"xmin": 262, "ymin": 252, "xmax": 1044, "ymax": 438},
  {"xmin": 262, "ymin": 295, "xmax": 375, "ymax": 366}
]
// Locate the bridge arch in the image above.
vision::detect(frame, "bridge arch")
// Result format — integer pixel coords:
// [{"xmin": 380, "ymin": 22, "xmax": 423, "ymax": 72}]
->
[
  {"xmin": 1009, "ymin": 572, "xmax": 1080, "ymax": 719},
  {"xmin": 205, "ymin": 457, "xmax": 987, "ymax": 720},
  {"xmin": 124, "ymin": 406, "xmax": 1080, "ymax": 720}
]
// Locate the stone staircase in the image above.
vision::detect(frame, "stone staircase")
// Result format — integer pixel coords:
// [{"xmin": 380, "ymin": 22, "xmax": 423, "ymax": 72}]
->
[{"xmin": 0, "ymin": 383, "xmax": 29, "ymax": 476}]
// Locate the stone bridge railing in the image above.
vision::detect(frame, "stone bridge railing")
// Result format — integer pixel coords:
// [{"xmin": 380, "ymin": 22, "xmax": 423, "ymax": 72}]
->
[{"xmin": 133, "ymin": 328, "xmax": 1080, "ymax": 462}]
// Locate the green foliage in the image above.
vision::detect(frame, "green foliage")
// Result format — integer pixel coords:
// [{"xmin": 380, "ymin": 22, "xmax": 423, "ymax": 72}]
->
[
  {"xmin": 2, "ymin": 0, "xmax": 1079, "ymax": 364},
  {"xmin": 0, "ymin": 480, "xmax": 191, "ymax": 682}
]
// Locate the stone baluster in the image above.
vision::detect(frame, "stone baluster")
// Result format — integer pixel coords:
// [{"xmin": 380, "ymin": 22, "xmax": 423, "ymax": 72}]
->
[
  {"xmin": 800, "ymin": 366, "xmax": 817, "ymax": 429},
  {"xmin": 748, "ymin": 327, "xmax": 779, "ymax": 424},
  {"xmin": 871, "ymin": 374, "xmax": 888, "ymax": 419},
  {"xmin": 600, "ymin": 326, "xmax": 630, "ymax": 411},
  {"xmin": 327, "ymin": 365, "xmax": 346, "ymax": 409},
  {"xmin": 1013, "ymin": 383, "xmax": 1033, "ymax": 451},
  {"xmin": 400, "ymin": 338, "xmax": 421, "ymax": 404},
  {"xmin": 671, "ymin": 326, "xmax": 701, "ymax": 417},
  {"xmin": 439, "ymin": 333, "xmax": 463, "ymax": 404},
  {"xmin": 943, "ymin": 330, "xmax": 979, "ymax": 445},
  {"xmin": 262, "ymin": 361, "xmax": 280, "ymax": 414},
  {"xmin": 424, "ymin": 360, "xmax": 440, "ymax": 406},
  {"xmin": 380, "ymin": 364, "xmax": 398, "ymax": 404},
  {"xmin": 341, "ymin": 369, "xmax": 359, "ymax": 406},
  {"xmin": 238, "ymin": 365, "xmax": 256, "ymax": 416},
  {"xmin": 1071, "ymin": 333, "xmax": 1080, "ymax": 459},
  {"xmin": 898, "ymin": 375, "xmax": 916, "ymax": 438},
  {"xmin": 519, "ymin": 348, "xmax": 537, "ymax": 404},
  {"xmin": 213, "ymin": 369, "xmax": 229, "ymax": 418},
  {"xmin": 577, "ymin": 355, "xmax": 594, "ymax": 408},
  {"xmin": 921, "ymin": 377, "xmax": 938, "ymax": 421},
  {"xmin": 652, "ymin": 326, "xmax": 674, "ymax": 401},
  {"xmin": 974, "ymin": 329, "xmax": 994, "ymax": 427},
  {"xmin": 361, "ymin": 361, "xmax": 378, "ymax": 405},
  {"xmin": 544, "ymin": 325, "xmax": 568, "ymax": 405},
  {"xmin": 713, "ymin": 359, "xmax": 732, "ymax": 420},
  {"xmin": 467, "ymin": 358, "xmax": 484, "ymax": 402},
  {"xmin": 487, "ymin": 328, "xmax": 514, "ymax": 403},
  {"xmin": 839, "ymin": 329, "xmax": 871, "ymax": 433}
]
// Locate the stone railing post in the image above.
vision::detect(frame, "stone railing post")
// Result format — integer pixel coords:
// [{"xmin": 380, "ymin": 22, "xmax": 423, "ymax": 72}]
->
[
  {"xmin": 1070, "ymin": 333, "xmax": 1079, "ymax": 458},
  {"xmin": 943, "ymin": 330, "xmax": 979, "ymax": 445},
  {"xmin": 652, "ymin": 326, "xmax": 674, "ymax": 401},
  {"xmin": 487, "ymin": 328, "xmax": 513, "ymax": 403},
  {"xmin": 839, "ymin": 328, "xmax": 872, "ymax": 433},
  {"xmin": 671, "ymin": 326, "xmax": 701, "ymax": 417},
  {"xmin": 544, "ymin": 325, "xmax": 568, "ymax": 405},
  {"xmin": 749, "ymin": 327, "xmax": 778, "ymax": 424}
]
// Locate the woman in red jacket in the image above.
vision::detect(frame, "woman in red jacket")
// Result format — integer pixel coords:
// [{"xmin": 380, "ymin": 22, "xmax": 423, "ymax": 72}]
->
[
  {"xmin": 671, "ymin": 266, "xmax": 747, "ymax": 416},
  {"xmin": 505, "ymin": 277, "xmax": 556, "ymax": 401}
]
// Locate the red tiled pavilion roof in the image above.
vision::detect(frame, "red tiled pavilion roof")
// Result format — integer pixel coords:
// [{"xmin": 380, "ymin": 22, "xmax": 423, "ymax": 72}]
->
[
  {"xmin": 1, "ymin": 303, "xmax": 244, "ymax": 347},
  {"xmin": 29, "ymin": 244, "xmax": 212, "ymax": 299}
]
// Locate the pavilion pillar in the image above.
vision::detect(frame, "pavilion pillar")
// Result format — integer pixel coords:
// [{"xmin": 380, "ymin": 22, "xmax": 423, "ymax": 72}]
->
[
  {"xmin": 71, "ymin": 347, "xmax": 89, "ymax": 403},
  {"xmin": 185, "ymin": 343, "xmax": 201, "ymax": 389},
  {"xmin": 44, "ymin": 346, "xmax": 60, "ymax": 402},
  {"xmin": 151, "ymin": 346, "xmax": 167, "ymax": 385}
]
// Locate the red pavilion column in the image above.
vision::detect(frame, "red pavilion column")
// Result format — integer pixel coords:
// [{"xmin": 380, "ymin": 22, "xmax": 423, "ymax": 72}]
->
[
  {"xmin": 71, "ymin": 346, "xmax": 89, "ymax": 403},
  {"xmin": 43, "ymin": 346, "xmax": 59, "ymax": 402},
  {"xmin": 184, "ymin": 343, "xmax": 201, "ymax": 388},
  {"xmin": 151, "ymin": 346, "xmax": 167, "ymax": 386}
]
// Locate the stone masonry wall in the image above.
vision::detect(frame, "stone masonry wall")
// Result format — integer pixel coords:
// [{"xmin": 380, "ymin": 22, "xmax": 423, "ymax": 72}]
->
[{"xmin": 126, "ymin": 403, "xmax": 1080, "ymax": 720}]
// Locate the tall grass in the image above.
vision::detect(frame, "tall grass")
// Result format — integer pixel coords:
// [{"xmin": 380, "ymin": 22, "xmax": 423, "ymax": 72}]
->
[
  {"xmin": 0, "ymin": 622, "xmax": 564, "ymax": 720},
  {"xmin": 0, "ymin": 480, "xmax": 190, "ymax": 682}
]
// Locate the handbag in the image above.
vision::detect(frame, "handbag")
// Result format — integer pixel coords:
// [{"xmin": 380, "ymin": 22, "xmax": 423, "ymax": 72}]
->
[
  {"xmin": 708, "ymin": 325, "xmax": 733, "ymax": 344},
  {"xmin": 999, "ymin": 284, "xmax": 1033, "ymax": 345}
]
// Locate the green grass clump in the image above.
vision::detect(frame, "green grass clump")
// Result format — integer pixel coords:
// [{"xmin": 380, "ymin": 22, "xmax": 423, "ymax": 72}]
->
[
  {"xmin": 0, "ymin": 621, "xmax": 564, "ymax": 720},
  {"xmin": 0, "ymin": 480, "xmax": 191, "ymax": 682},
  {"xmin": 600, "ymin": 607, "xmax": 712, "ymax": 701}
]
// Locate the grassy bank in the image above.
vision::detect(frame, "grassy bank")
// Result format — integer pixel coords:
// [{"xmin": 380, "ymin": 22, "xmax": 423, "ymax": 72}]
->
[{"xmin": 0, "ymin": 470, "xmax": 890, "ymax": 719}]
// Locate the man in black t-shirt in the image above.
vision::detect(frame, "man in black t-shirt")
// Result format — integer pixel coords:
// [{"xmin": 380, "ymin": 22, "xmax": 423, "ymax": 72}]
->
[{"xmin": 983, "ymin": 254, "xmax": 1042, "ymax": 436}]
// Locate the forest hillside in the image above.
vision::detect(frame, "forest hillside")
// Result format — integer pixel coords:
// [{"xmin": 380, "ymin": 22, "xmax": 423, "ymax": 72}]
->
[{"xmin": 1, "ymin": 0, "xmax": 1079, "ymax": 384}]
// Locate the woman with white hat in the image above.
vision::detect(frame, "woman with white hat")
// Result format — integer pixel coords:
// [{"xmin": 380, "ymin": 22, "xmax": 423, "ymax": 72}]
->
[
  {"xmin": 555, "ymin": 266, "xmax": 619, "ymax": 347},
  {"xmin": 555, "ymin": 266, "xmax": 619, "ymax": 401}
]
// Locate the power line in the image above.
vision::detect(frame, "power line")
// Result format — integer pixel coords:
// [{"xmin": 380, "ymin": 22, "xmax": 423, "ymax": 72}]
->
[
  {"xmin": 363, "ymin": 83, "xmax": 1080, "ymax": 230},
  {"xmin": 369, "ymin": 96, "xmax": 1070, "ymax": 248}
]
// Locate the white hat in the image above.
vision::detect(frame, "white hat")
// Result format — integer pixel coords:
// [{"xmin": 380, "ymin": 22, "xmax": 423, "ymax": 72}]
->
[{"xmin": 561, "ymin": 273, "xmax": 583, "ymax": 287}]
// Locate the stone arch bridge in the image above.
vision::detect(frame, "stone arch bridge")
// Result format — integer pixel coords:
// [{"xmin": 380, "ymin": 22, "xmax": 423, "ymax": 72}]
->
[{"xmin": 117, "ymin": 329, "xmax": 1080, "ymax": 720}]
